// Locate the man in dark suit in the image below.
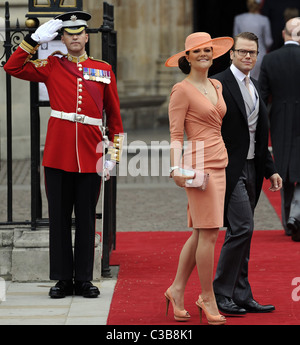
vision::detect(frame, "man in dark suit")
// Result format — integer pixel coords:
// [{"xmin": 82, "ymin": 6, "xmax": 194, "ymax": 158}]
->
[
  {"xmin": 212, "ymin": 32, "xmax": 282, "ymax": 315},
  {"xmin": 259, "ymin": 17, "xmax": 300, "ymax": 242}
]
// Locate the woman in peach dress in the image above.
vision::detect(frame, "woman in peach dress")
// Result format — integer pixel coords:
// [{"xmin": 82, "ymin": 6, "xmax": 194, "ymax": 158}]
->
[{"xmin": 165, "ymin": 32, "xmax": 233, "ymax": 325}]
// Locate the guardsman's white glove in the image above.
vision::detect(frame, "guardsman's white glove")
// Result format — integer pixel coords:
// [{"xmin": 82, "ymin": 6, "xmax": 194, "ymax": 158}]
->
[
  {"xmin": 105, "ymin": 160, "xmax": 116, "ymax": 171},
  {"xmin": 31, "ymin": 19, "xmax": 63, "ymax": 44},
  {"xmin": 103, "ymin": 160, "xmax": 116, "ymax": 181}
]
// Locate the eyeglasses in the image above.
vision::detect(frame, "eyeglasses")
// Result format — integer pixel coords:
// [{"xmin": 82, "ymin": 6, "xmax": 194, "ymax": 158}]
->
[{"xmin": 233, "ymin": 49, "xmax": 259, "ymax": 58}]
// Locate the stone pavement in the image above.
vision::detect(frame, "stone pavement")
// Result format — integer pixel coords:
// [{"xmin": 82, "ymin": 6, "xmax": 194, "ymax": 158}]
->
[
  {"xmin": 0, "ymin": 268, "xmax": 118, "ymax": 325},
  {"xmin": 0, "ymin": 127, "xmax": 284, "ymax": 325}
]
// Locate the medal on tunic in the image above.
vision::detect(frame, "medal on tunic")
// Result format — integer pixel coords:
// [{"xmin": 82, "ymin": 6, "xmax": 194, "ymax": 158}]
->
[
  {"xmin": 95, "ymin": 69, "xmax": 101, "ymax": 82},
  {"xmin": 83, "ymin": 67, "xmax": 90, "ymax": 80},
  {"xmin": 83, "ymin": 67, "xmax": 111, "ymax": 84}
]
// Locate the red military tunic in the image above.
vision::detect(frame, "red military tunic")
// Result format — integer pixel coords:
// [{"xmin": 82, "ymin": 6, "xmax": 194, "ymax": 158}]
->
[{"xmin": 4, "ymin": 35, "xmax": 123, "ymax": 173}]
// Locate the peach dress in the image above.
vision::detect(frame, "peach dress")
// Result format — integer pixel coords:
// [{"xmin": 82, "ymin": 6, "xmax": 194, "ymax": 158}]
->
[{"xmin": 169, "ymin": 78, "xmax": 228, "ymax": 229}]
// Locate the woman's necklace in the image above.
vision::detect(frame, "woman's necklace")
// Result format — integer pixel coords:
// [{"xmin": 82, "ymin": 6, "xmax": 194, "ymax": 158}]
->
[
  {"xmin": 196, "ymin": 84, "xmax": 208, "ymax": 95},
  {"xmin": 186, "ymin": 77, "xmax": 210, "ymax": 95}
]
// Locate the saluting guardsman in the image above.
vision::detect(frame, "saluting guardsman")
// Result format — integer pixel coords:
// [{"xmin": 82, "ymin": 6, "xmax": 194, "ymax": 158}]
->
[{"xmin": 4, "ymin": 12, "xmax": 123, "ymax": 298}]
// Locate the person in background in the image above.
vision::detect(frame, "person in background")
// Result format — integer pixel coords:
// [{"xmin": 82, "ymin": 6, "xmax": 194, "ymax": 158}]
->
[
  {"xmin": 212, "ymin": 32, "xmax": 282, "ymax": 315},
  {"xmin": 259, "ymin": 17, "xmax": 300, "ymax": 241},
  {"xmin": 233, "ymin": 0, "xmax": 273, "ymax": 79},
  {"xmin": 262, "ymin": 0, "xmax": 300, "ymax": 51}
]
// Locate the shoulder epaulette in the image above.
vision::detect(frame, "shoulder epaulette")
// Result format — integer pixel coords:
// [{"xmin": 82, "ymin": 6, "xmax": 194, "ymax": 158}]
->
[{"xmin": 89, "ymin": 57, "xmax": 110, "ymax": 65}]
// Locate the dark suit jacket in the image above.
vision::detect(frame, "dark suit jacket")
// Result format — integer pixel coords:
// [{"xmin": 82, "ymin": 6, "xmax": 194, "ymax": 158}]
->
[
  {"xmin": 213, "ymin": 67, "xmax": 276, "ymax": 225},
  {"xmin": 259, "ymin": 43, "xmax": 300, "ymax": 182}
]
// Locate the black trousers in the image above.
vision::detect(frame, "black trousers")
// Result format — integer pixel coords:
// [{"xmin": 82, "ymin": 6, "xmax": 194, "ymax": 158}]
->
[
  {"xmin": 281, "ymin": 178, "xmax": 300, "ymax": 232},
  {"xmin": 214, "ymin": 160, "xmax": 256, "ymax": 304},
  {"xmin": 44, "ymin": 167, "xmax": 101, "ymax": 281}
]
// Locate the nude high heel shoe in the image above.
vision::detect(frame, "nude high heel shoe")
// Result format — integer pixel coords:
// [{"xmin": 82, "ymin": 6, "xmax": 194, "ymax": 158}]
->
[
  {"xmin": 195, "ymin": 296, "xmax": 226, "ymax": 325},
  {"xmin": 164, "ymin": 288, "xmax": 191, "ymax": 322}
]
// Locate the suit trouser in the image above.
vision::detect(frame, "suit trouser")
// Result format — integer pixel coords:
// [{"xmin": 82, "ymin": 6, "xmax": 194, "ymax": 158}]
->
[
  {"xmin": 213, "ymin": 160, "xmax": 256, "ymax": 303},
  {"xmin": 281, "ymin": 179, "xmax": 300, "ymax": 231},
  {"xmin": 44, "ymin": 167, "xmax": 101, "ymax": 282}
]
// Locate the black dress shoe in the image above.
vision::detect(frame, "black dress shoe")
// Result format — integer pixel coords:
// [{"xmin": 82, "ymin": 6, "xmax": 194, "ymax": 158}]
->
[
  {"xmin": 292, "ymin": 229, "xmax": 300, "ymax": 242},
  {"xmin": 284, "ymin": 227, "xmax": 292, "ymax": 236},
  {"xmin": 288, "ymin": 218, "xmax": 300, "ymax": 242},
  {"xmin": 287, "ymin": 217, "xmax": 300, "ymax": 232},
  {"xmin": 49, "ymin": 280, "xmax": 74, "ymax": 299},
  {"xmin": 237, "ymin": 299, "xmax": 275, "ymax": 313},
  {"xmin": 215, "ymin": 294, "xmax": 247, "ymax": 315},
  {"xmin": 74, "ymin": 281, "xmax": 100, "ymax": 298}
]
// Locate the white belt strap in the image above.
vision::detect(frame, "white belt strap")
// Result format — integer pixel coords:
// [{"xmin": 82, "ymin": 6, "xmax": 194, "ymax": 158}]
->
[{"xmin": 51, "ymin": 109, "xmax": 103, "ymax": 127}]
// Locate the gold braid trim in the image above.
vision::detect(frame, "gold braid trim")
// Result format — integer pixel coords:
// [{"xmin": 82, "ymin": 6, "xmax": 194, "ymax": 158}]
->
[{"xmin": 20, "ymin": 40, "xmax": 40, "ymax": 55}]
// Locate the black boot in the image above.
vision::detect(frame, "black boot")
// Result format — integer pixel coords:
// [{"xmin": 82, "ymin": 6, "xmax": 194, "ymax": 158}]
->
[
  {"xmin": 74, "ymin": 281, "xmax": 100, "ymax": 298},
  {"xmin": 49, "ymin": 280, "xmax": 74, "ymax": 299}
]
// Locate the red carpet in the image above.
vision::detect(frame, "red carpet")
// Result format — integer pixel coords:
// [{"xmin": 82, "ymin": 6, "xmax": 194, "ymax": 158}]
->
[
  {"xmin": 106, "ymin": 180, "xmax": 300, "ymax": 325},
  {"xmin": 107, "ymin": 230, "xmax": 300, "ymax": 325}
]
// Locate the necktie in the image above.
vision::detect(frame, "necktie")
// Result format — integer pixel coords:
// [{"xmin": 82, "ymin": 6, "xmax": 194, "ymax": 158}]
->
[{"xmin": 244, "ymin": 76, "xmax": 253, "ymax": 98}]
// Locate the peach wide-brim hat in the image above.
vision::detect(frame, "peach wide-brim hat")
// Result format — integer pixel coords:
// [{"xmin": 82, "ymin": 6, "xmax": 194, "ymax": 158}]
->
[{"xmin": 165, "ymin": 32, "xmax": 234, "ymax": 67}]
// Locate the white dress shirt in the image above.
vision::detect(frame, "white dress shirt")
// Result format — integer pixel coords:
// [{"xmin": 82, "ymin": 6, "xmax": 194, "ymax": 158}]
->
[{"xmin": 230, "ymin": 64, "xmax": 256, "ymax": 105}]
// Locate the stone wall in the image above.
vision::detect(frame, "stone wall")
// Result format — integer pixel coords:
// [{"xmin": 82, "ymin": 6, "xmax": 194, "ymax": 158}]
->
[{"xmin": 0, "ymin": 227, "xmax": 102, "ymax": 282}]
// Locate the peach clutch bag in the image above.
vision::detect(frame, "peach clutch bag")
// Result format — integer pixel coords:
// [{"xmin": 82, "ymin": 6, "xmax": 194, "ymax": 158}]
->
[{"xmin": 179, "ymin": 168, "xmax": 209, "ymax": 191}]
